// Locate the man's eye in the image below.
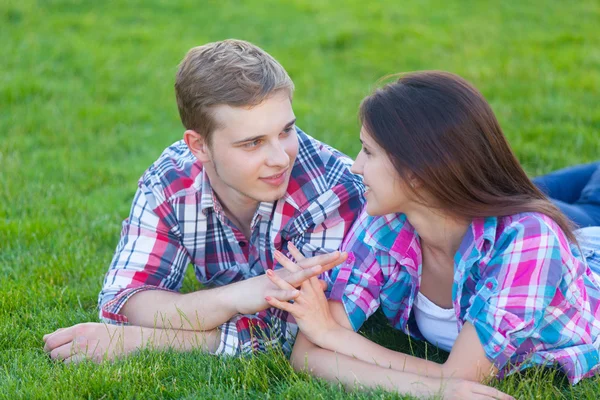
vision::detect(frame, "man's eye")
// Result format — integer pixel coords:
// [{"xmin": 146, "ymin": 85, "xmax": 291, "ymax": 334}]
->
[
  {"xmin": 282, "ymin": 126, "xmax": 295, "ymax": 135},
  {"xmin": 243, "ymin": 140, "xmax": 262, "ymax": 148},
  {"xmin": 362, "ymin": 147, "xmax": 371, "ymax": 156}
]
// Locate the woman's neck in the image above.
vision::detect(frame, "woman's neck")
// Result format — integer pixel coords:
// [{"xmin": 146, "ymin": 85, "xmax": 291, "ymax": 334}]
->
[{"xmin": 404, "ymin": 204, "xmax": 471, "ymax": 258}]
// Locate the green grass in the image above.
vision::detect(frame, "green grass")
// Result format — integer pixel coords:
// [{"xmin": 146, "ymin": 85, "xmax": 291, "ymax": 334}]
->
[{"xmin": 2, "ymin": 0, "xmax": 600, "ymax": 398}]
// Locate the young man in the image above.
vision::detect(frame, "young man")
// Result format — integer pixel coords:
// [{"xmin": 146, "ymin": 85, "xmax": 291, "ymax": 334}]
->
[{"xmin": 43, "ymin": 39, "xmax": 364, "ymax": 362}]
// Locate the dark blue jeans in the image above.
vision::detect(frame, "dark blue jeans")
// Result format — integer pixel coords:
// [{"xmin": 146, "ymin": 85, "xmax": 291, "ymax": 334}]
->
[{"xmin": 533, "ymin": 162, "xmax": 600, "ymax": 228}]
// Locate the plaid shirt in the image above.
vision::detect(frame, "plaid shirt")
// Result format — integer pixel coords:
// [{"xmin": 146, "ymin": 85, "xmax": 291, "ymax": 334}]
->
[
  {"xmin": 329, "ymin": 210, "xmax": 600, "ymax": 384},
  {"xmin": 98, "ymin": 128, "xmax": 365, "ymax": 356}
]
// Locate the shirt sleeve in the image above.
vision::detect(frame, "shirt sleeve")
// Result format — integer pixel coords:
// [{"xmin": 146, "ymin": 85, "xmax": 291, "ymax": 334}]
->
[
  {"xmin": 98, "ymin": 179, "xmax": 190, "ymax": 324},
  {"xmin": 327, "ymin": 211, "xmax": 386, "ymax": 331},
  {"xmin": 290, "ymin": 178, "xmax": 365, "ymax": 259},
  {"xmin": 464, "ymin": 215, "xmax": 566, "ymax": 371}
]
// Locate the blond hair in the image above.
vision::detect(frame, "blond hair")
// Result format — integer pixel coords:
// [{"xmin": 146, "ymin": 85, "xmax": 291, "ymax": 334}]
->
[{"xmin": 175, "ymin": 39, "xmax": 294, "ymax": 144}]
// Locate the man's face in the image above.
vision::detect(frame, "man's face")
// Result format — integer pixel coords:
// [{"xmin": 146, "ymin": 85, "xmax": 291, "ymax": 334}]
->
[{"xmin": 206, "ymin": 91, "xmax": 299, "ymax": 205}]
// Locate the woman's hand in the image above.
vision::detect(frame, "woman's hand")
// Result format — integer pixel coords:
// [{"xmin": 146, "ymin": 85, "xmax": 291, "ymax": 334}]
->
[
  {"xmin": 265, "ymin": 243, "xmax": 346, "ymax": 347},
  {"xmin": 434, "ymin": 378, "xmax": 513, "ymax": 400}
]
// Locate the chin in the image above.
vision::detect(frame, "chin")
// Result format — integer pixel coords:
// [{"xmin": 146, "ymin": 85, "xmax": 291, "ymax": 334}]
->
[{"xmin": 365, "ymin": 203, "xmax": 387, "ymax": 217}]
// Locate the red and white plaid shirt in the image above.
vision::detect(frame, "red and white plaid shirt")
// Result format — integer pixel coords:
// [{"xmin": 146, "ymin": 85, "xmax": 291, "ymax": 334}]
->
[{"xmin": 98, "ymin": 128, "xmax": 365, "ymax": 356}]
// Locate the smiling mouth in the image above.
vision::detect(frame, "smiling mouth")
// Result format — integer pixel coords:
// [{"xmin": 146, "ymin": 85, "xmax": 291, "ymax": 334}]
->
[
  {"xmin": 264, "ymin": 171, "xmax": 285, "ymax": 179},
  {"xmin": 260, "ymin": 169, "xmax": 288, "ymax": 186}
]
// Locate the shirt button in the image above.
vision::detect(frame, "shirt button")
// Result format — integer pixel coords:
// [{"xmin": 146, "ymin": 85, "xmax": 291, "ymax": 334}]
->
[
  {"xmin": 239, "ymin": 241, "xmax": 246, "ymax": 247},
  {"xmin": 493, "ymin": 345, "xmax": 501, "ymax": 352},
  {"xmin": 486, "ymin": 282, "xmax": 494, "ymax": 289}
]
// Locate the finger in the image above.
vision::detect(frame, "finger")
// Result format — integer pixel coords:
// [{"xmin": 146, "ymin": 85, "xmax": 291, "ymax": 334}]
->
[
  {"xmin": 44, "ymin": 328, "xmax": 76, "ymax": 353},
  {"xmin": 274, "ymin": 250, "xmax": 302, "ymax": 273},
  {"xmin": 310, "ymin": 277, "xmax": 327, "ymax": 294},
  {"xmin": 296, "ymin": 251, "xmax": 342, "ymax": 270},
  {"xmin": 43, "ymin": 327, "xmax": 66, "ymax": 341},
  {"xmin": 63, "ymin": 353, "xmax": 89, "ymax": 365},
  {"xmin": 266, "ymin": 269, "xmax": 298, "ymax": 291},
  {"xmin": 319, "ymin": 251, "xmax": 348, "ymax": 274},
  {"xmin": 287, "ymin": 242, "xmax": 306, "ymax": 261},
  {"xmin": 49, "ymin": 341, "xmax": 78, "ymax": 361},
  {"xmin": 473, "ymin": 386, "xmax": 514, "ymax": 400},
  {"xmin": 319, "ymin": 279, "xmax": 328, "ymax": 291},
  {"xmin": 285, "ymin": 265, "xmax": 324, "ymax": 287},
  {"xmin": 265, "ymin": 295, "xmax": 297, "ymax": 314},
  {"xmin": 265, "ymin": 288, "xmax": 300, "ymax": 302}
]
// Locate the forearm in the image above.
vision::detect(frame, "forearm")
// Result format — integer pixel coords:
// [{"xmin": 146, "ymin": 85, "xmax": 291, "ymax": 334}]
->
[
  {"xmin": 291, "ymin": 335, "xmax": 442, "ymax": 397},
  {"xmin": 317, "ymin": 327, "xmax": 444, "ymax": 378},
  {"xmin": 120, "ymin": 285, "xmax": 237, "ymax": 331},
  {"xmin": 140, "ymin": 325, "xmax": 221, "ymax": 353}
]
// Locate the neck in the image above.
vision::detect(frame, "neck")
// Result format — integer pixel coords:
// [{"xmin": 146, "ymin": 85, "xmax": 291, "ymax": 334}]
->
[
  {"xmin": 404, "ymin": 203, "xmax": 471, "ymax": 258},
  {"xmin": 205, "ymin": 165, "xmax": 259, "ymax": 236}
]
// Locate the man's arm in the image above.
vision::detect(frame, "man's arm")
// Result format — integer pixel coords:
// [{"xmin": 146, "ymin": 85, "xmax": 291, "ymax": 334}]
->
[
  {"xmin": 119, "ymin": 255, "xmax": 341, "ymax": 331},
  {"xmin": 43, "ymin": 322, "xmax": 221, "ymax": 363},
  {"xmin": 100, "ymin": 182, "xmax": 344, "ymax": 331}
]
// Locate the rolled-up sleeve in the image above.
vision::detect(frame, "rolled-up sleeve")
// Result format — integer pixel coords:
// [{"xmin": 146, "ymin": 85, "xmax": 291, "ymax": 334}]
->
[
  {"xmin": 329, "ymin": 212, "xmax": 385, "ymax": 331},
  {"xmin": 464, "ymin": 215, "xmax": 564, "ymax": 370},
  {"xmin": 98, "ymin": 179, "xmax": 190, "ymax": 324}
]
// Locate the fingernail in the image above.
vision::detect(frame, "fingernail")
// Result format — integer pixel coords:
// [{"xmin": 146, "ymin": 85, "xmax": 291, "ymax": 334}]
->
[
  {"xmin": 266, "ymin": 270, "xmax": 273, "ymax": 276},
  {"xmin": 265, "ymin": 296, "xmax": 272, "ymax": 302},
  {"xmin": 289, "ymin": 242, "xmax": 297, "ymax": 249},
  {"xmin": 292, "ymin": 290, "xmax": 300, "ymax": 296},
  {"xmin": 274, "ymin": 250, "xmax": 282, "ymax": 259}
]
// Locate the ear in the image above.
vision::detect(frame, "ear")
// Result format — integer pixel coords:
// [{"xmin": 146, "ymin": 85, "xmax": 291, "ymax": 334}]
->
[
  {"xmin": 183, "ymin": 130, "xmax": 211, "ymax": 163},
  {"xmin": 405, "ymin": 172, "xmax": 422, "ymax": 189}
]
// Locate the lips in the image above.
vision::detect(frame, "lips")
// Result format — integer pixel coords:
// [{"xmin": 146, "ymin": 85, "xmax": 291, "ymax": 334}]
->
[{"xmin": 260, "ymin": 170, "xmax": 288, "ymax": 186}]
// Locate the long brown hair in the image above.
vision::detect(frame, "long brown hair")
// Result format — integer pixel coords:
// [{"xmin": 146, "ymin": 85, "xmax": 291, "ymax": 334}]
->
[{"xmin": 359, "ymin": 71, "xmax": 577, "ymax": 243}]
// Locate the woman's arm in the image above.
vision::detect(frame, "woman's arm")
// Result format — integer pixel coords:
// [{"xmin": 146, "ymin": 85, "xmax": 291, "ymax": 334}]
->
[
  {"xmin": 291, "ymin": 331, "xmax": 511, "ymax": 400},
  {"xmin": 314, "ymin": 303, "xmax": 496, "ymax": 381}
]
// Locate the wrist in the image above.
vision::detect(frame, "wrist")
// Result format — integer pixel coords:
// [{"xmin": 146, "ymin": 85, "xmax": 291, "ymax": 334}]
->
[{"xmin": 313, "ymin": 322, "xmax": 344, "ymax": 349}]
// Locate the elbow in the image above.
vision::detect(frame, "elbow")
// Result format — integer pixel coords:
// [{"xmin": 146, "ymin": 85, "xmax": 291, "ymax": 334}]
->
[{"xmin": 290, "ymin": 333, "xmax": 317, "ymax": 372}]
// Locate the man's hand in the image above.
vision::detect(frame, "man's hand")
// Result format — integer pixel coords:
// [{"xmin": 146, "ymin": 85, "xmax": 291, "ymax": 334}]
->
[
  {"xmin": 43, "ymin": 322, "xmax": 221, "ymax": 364},
  {"xmin": 43, "ymin": 323, "xmax": 143, "ymax": 364}
]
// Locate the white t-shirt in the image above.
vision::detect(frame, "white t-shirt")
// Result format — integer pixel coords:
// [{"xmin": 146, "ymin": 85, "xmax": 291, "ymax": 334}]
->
[{"xmin": 412, "ymin": 291, "xmax": 459, "ymax": 352}]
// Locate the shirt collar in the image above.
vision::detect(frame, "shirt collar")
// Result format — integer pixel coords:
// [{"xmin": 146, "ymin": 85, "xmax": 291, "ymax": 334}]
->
[{"xmin": 364, "ymin": 213, "xmax": 499, "ymax": 266}]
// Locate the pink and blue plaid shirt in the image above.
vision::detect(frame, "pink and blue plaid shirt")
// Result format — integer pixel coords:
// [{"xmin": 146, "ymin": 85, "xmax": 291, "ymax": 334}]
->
[
  {"xmin": 98, "ymin": 128, "xmax": 365, "ymax": 356},
  {"xmin": 329, "ymin": 210, "xmax": 600, "ymax": 384}
]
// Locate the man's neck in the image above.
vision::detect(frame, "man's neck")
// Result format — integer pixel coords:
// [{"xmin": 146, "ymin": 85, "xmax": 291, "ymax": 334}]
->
[{"xmin": 205, "ymin": 167, "xmax": 259, "ymax": 239}]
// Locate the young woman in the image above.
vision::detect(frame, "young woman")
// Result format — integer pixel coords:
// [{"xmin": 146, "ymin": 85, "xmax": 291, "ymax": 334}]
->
[{"xmin": 264, "ymin": 71, "xmax": 600, "ymax": 399}]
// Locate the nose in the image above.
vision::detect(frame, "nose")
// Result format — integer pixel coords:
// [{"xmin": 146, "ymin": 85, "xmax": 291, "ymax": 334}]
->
[
  {"xmin": 266, "ymin": 140, "xmax": 290, "ymax": 168},
  {"xmin": 351, "ymin": 152, "xmax": 364, "ymax": 175}
]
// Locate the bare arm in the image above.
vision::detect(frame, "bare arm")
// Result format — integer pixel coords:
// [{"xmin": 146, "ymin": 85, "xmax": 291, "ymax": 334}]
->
[
  {"xmin": 44, "ymin": 322, "xmax": 221, "ymax": 363},
  {"xmin": 121, "ymin": 251, "xmax": 344, "ymax": 331},
  {"xmin": 290, "ymin": 332, "xmax": 511, "ymax": 400},
  {"xmin": 268, "ymin": 273, "xmax": 496, "ymax": 383},
  {"xmin": 312, "ymin": 303, "xmax": 495, "ymax": 381}
]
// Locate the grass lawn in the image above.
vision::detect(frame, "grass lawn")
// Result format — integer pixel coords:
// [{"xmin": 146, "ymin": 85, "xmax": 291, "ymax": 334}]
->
[{"xmin": 2, "ymin": 0, "xmax": 600, "ymax": 398}]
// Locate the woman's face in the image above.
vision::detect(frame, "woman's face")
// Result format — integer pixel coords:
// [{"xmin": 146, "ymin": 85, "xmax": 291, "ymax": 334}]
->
[{"xmin": 351, "ymin": 127, "xmax": 412, "ymax": 216}]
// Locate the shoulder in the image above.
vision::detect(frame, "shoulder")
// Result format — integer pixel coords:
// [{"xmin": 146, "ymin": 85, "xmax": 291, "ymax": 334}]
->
[
  {"xmin": 341, "ymin": 211, "xmax": 414, "ymax": 255},
  {"xmin": 286, "ymin": 128, "xmax": 364, "ymax": 208},
  {"xmin": 494, "ymin": 212, "xmax": 569, "ymax": 252},
  {"xmin": 140, "ymin": 140, "xmax": 203, "ymax": 204},
  {"xmin": 483, "ymin": 212, "xmax": 575, "ymax": 283}
]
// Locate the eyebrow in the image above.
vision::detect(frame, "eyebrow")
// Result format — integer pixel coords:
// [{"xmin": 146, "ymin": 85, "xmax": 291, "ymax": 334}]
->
[{"xmin": 232, "ymin": 118, "xmax": 297, "ymax": 145}]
